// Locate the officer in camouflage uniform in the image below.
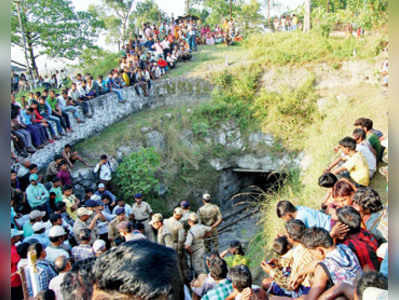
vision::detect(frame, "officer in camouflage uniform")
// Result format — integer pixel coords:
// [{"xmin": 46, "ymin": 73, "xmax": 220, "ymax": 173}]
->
[
  {"xmin": 197, "ymin": 193, "xmax": 223, "ymax": 253},
  {"xmin": 107, "ymin": 207, "xmax": 127, "ymax": 246},
  {"xmin": 149, "ymin": 213, "xmax": 174, "ymax": 248},
  {"xmin": 131, "ymin": 193, "xmax": 154, "ymax": 241},
  {"xmin": 184, "ymin": 212, "xmax": 212, "ymax": 278}
]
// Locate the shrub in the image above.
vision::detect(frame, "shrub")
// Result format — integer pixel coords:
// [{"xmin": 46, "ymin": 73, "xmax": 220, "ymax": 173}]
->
[{"xmin": 113, "ymin": 148, "xmax": 161, "ymax": 202}]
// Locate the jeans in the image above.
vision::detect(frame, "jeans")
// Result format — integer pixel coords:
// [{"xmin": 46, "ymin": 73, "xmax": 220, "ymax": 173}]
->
[
  {"xmin": 15, "ymin": 129, "xmax": 33, "ymax": 148},
  {"xmin": 62, "ymin": 106, "xmax": 82, "ymax": 120},
  {"xmin": 78, "ymin": 100, "xmax": 90, "ymax": 116},
  {"xmin": 188, "ymin": 34, "xmax": 197, "ymax": 51},
  {"xmin": 61, "ymin": 111, "xmax": 71, "ymax": 129},
  {"xmin": 26, "ymin": 124, "xmax": 46, "ymax": 146},
  {"xmin": 42, "ymin": 113, "xmax": 63, "ymax": 134},
  {"xmin": 112, "ymin": 88, "xmax": 124, "ymax": 101}
]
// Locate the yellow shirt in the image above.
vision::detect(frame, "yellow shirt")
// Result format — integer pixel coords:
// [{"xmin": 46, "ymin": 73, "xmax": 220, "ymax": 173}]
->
[
  {"xmin": 122, "ymin": 73, "xmax": 130, "ymax": 86},
  {"xmin": 63, "ymin": 194, "xmax": 78, "ymax": 220},
  {"xmin": 342, "ymin": 152, "xmax": 370, "ymax": 186}
]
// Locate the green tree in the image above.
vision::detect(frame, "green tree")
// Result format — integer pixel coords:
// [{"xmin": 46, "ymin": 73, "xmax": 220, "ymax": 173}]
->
[
  {"xmin": 11, "ymin": 0, "xmax": 103, "ymax": 77},
  {"xmin": 92, "ymin": 0, "xmax": 135, "ymax": 50},
  {"xmin": 113, "ymin": 148, "xmax": 161, "ymax": 201},
  {"xmin": 129, "ymin": 0, "xmax": 166, "ymax": 32},
  {"xmin": 236, "ymin": 0, "xmax": 263, "ymax": 33},
  {"xmin": 197, "ymin": 0, "xmax": 244, "ymax": 26}
]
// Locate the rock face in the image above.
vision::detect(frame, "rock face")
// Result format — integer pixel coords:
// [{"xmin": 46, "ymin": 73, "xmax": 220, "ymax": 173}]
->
[
  {"xmin": 26, "ymin": 77, "xmax": 212, "ymax": 170},
  {"xmin": 145, "ymin": 131, "xmax": 166, "ymax": 152}
]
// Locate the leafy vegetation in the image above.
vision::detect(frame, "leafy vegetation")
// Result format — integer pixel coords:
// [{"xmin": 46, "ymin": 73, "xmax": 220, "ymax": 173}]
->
[
  {"xmin": 11, "ymin": 0, "xmax": 104, "ymax": 76},
  {"xmin": 113, "ymin": 148, "xmax": 161, "ymax": 201},
  {"xmin": 78, "ymin": 48, "xmax": 121, "ymax": 79}
]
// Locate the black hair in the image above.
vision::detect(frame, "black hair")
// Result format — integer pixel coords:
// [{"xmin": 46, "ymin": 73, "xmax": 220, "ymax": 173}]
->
[
  {"xmin": 285, "ymin": 219, "xmax": 306, "ymax": 242},
  {"xmin": 50, "ymin": 213, "xmax": 62, "ymax": 224},
  {"xmin": 337, "ymin": 206, "xmax": 361, "ymax": 233},
  {"xmin": 28, "ymin": 243, "xmax": 44, "ymax": 258},
  {"xmin": 54, "ymin": 154, "xmax": 63, "ymax": 161},
  {"xmin": 354, "ymin": 118, "xmax": 373, "ymax": 131},
  {"xmin": 272, "ymin": 236, "xmax": 290, "ymax": 255},
  {"xmin": 352, "ymin": 187, "xmax": 383, "ymax": 214},
  {"xmin": 208, "ymin": 255, "xmax": 228, "ymax": 280},
  {"xmin": 318, "ymin": 173, "xmax": 338, "ymax": 188},
  {"xmin": 353, "ymin": 128, "xmax": 367, "ymax": 141},
  {"xmin": 230, "ymin": 240, "xmax": 245, "ymax": 255},
  {"xmin": 64, "ymin": 144, "xmax": 72, "ymax": 149},
  {"xmin": 34, "ymin": 289, "xmax": 56, "ymax": 300},
  {"xmin": 55, "ymin": 202, "xmax": 66, "ymax": 211},
  {"xmin": 29, "ymin": 164, "xmax": 38, "ymax": 171},
  {"xmin": 61, "ymin": 257, "xmax": 96, "ymax": 300},
  {"xmin": 100, "ymin": 154, "xmax": 107, "ymax": 160},
  {"xmin": 301, "ymin": 227, "xmax": 333, "ymax": 249},
  {"xmin": 133, "ymin": 222, "xmax": 145, "ymax": 231},
  {"xmin": 229, "ymin": 265, "xmax": 252, "ymax": 292},
  {"xmin": 93, "ymin": 239, "xmax": 184, "ymax": 299},
  {"xmin": 356, "ymin": 271, "xmax": 388, "ymax": 300},
  {"xmin": 17, "ymin": 242, "xmax": 30, "ymax": 259},
  {"xmin": 339, "ymin": 137, "xmax": 357, "ymax": 151},
  {"xmin": 63, "ymin": 185, "xmax": 73, "ymax": 192},
  {"xmin": 276, "ymin": 200, "xmax": 297, "ymax": 218},
  {"xmin": 79, "ymin": 229, "xmax": 91, "ymax": 242}
]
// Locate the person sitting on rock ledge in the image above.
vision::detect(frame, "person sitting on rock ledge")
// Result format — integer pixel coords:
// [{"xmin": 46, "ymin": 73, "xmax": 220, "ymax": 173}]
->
[{"xmin": 62, "ymin": 144, "xmax": 90, "ymax": 169}]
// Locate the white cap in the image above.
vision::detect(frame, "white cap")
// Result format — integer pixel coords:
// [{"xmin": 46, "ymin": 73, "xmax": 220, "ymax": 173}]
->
[
  {"xmin": 32, "ymin": 222, "xmax": 46, "ymax": 232},
  {"xmin": 98, "ymin": 183, "xmax": 105, "ymax": 188},
  {"xmin": 11, "ymin": 228, "xmax": 24, "ymax": 238},
  {"xmin": 376, "ymin": 243, "xmax": 388, "ymax": 259},
  {"xmin": 90, "ymin": 194, "xmax": 101, "ymax": 201},
  {"xmin": 202, "ymin": 193, "xmax": 211, "ymax": 201},
  {"xmin": 174, "ymin": 207, "xmax": 184, "ymax": 215},
  {"xmin": 29, "ymin": 210, "xmax": 46, "ymax": 220},
  {"xmin": 49, "ymin": 225, "xmax": 66, "ymax": 238},
  {"xmin": 188, "ymin": 213, "xmax": 199, "ymax": 222},
  {"xmin": 92, "ymin": 239, "xmax": 106, "ymax": 253},
  {"xmin": 149, "ymin": 213, "xmax": 163, "ymax": 225},
  {"xmin": 76, "ymin": 207, "xmax": 93, "ymax": 217}
]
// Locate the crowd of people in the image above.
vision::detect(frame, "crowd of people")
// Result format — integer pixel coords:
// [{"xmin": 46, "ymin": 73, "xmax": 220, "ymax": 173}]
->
[
  {"xmin": 10, "ymin": 18, "xmax": 213, "ymax": 160},
  {"xmin": 10, "ymin": 120, "xmax": 388, "ymax": 300},
  {"xmin": 272, "ymin": 14, "xmax": 301, "ymax": 32}
]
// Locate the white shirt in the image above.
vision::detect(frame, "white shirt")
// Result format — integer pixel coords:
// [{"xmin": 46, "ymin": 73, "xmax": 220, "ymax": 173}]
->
[
  {"xmin": 356, "ymin": 141, "xmax": 376, "ymax": 177},
  {"xmin": 125, "ymin": 230, "xmax": 146, "ymax": 241},
  {"xmin": 45, "ymin": 245, "xmax": 70, "ymax": 264},
  {"xmin": 49, "ymin": 272, "xmax": 67, "ymax": 300}
]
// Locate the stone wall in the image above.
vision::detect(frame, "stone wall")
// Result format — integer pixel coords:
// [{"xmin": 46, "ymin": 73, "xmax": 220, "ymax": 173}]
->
[{"xmin": 28, "ymin": 77, "xmax": 213, "ymax": 170}]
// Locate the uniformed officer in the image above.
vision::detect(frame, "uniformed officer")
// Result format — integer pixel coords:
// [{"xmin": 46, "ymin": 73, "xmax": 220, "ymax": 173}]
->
[
  {"xmin": 108, "ymin": 207, "xmax": 126, "ymax": 246},
  {"xmin": 184, "ymin": 212, "xmax": 212, "ymax": 278},
  {"xmin": 131, "ymin": 193, "xmax": 154, "ymax": 241},
  {"xmin": 180, "ymin": 201, "xmax": 193, "ymax": 224},
  {"xmin": 197, "ymin": 193, "xmax": 223, "ymax": 253},
  {"xmin": 164, "ymin": 207, "xmax": 185, "ymax": 253},
  {"xmin": 149, "ymin": 213, "xmax": 174, "ymax": 248}
]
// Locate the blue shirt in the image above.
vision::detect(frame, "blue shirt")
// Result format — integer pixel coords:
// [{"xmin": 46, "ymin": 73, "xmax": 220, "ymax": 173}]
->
[
  {"xmin": 26, "ymin": 183, "xmax": 49, "ymax": 208},
  {"xmin": 296, "ymin": 206, "xmax": 331, "ymax": 231}
]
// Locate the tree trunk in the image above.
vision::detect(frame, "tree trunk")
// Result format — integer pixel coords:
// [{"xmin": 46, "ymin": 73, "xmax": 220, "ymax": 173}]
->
[
  {"xmin": 304, "ymin": 0, "xmax": 311, "ymax": 32},
  {"xmin": 26, "ymin": 31, "xmax": 39, "ymax": 78},
  {"xmin": 267, "ymin": 0, "xmax": 271, "ymax": 26},
  {"xmin": 184, "ymin": 0, "xmax": 190, "ymax": 14}
]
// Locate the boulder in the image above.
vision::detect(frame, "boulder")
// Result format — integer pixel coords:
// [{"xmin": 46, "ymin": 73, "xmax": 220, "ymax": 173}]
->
[{"xmin": 145, "ymin": 131, "xmax": 166, "ymax": 152}]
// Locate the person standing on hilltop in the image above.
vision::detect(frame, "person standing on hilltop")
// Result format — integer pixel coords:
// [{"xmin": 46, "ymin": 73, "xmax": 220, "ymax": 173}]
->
[{"xmin": 197, "ymin": 193, "xmax": 223, "ymax": 253}]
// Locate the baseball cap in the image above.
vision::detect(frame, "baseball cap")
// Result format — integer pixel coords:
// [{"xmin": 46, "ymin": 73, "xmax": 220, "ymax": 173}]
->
[
  {"xmin": 98, "ymin": 183, "xmax": 105, "ymax": 189},
  {"xmin": 149, "ymin": 213, "xmax": 163, "ymax": 225},
  {"xmin": 29, "ymin": 174, "xmax": 39, "ymax": 182},
  {"xmin": 85, "ymin": 199, "xmax": 97, "ymax": 208},
  {"xmin": 11, "ymin": 228, "xmax": 24, "ymax": 238},
  {"xmin": 29, "ymin": 210, "xmax": 46, "ymax": 220},
  {"xmin": 202, "ymin": 193, "xmax": 211, "ymax": 201},
  {"xmin": 115, "ymin": 207, "xmax": 125, "ymax": 215},
  {"xmin": 92, "ymin": 239, "xmax": 106, "ymax": 253},
  {"xmin": 90, "ymin": 194, "xmax": 101, "ymax": 202},
  {"xmin": 32, "ymin": 222, "xmax": 46, "ymax": 232},
  {"xmin": 180, "ymin": 201, "xmax": 189, "ymax": 208},
  {"xmin": 134, "ymin": 193, "xmax": 143, "ymax": 199},
  {"xmin": 188, "ymin": 213, "xmax": 199, "ymax": 222},
  {"xmin": 76, "ymin": 207, "xmax": 93, "ymax": 217},
  {"xmin": 362, "ymin": 287, "xmax": 388, "ymax": 300},
  {"xmin": 49, "ymin": 225, "xmax": 66, "ymax": 238},
  {"xmin": 174, "ymin": 207, "xmax": 184, "ymax": 215}
]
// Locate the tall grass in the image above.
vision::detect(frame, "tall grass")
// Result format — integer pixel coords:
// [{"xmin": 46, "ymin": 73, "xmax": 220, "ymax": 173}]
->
[{"xmin": 245, "ymin": 31, "xmax": 387, "ymax": 66}]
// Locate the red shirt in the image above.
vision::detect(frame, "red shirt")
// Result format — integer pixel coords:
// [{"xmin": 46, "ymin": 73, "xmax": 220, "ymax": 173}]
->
[
  {"xmin": 157, "ymin": 59, "xmax": 168, "ymax": 67},
  {"xmin": 11, "ymin": 244, "xmax": 22, "ymax": 287},
  {"xmin": 33, "ymin": 109, "xmax": 44, "ymax": 123},
  {"xmin": 341, "ymin": 228, "xmax": 381, "ymax": 271}
]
